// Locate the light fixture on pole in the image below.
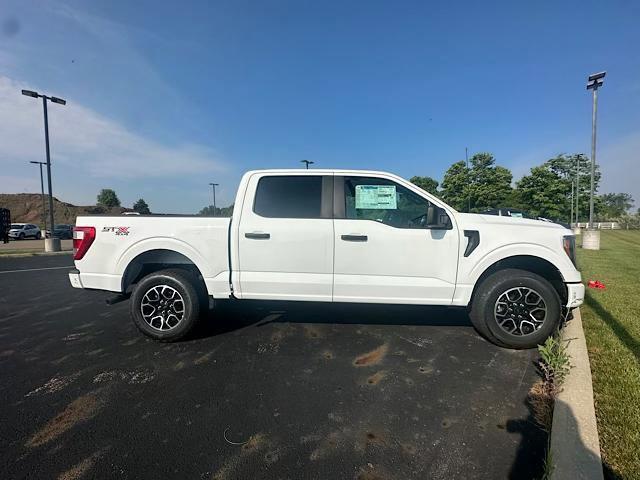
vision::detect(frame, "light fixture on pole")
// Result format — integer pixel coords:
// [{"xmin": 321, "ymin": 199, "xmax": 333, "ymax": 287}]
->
[
  {"xmin": 209, "ymin": 183, "xmax": 219, "ymax": 216},
  {"xmin": 583, "ymin": 71, "xmax": 606, "ymax": 250},
  {"xmin": 300, "ymin": 160, "xmax": 314, "ymax": 169},
  {"xmin": 29, "ymin": 161, "xmax": 48, "ymax": 233},
  {"xmin": 22, "ymin": 89, "xmax": 66, "ymax": 252}
]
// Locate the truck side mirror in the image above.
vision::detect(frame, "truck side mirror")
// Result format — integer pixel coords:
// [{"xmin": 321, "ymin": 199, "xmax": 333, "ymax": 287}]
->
[{"xmin": 426, "ymin": 205, "xmax": 451, "ymax": 230}]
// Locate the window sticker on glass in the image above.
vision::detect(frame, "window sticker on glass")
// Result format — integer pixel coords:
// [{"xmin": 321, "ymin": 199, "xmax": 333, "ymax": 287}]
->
[{"xmin": 355, "ymin": 185, "xmax": 397, "ymax": 209}]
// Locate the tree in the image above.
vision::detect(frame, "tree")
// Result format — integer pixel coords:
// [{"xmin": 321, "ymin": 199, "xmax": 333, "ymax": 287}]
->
[
  {"xmin": 545, "ymin": 154, "xmax": 600, "ymax": 223},
  {"xmin": 133, "ymin": 198, "xmax": 151, "ymax": 214},
  {"xmin": 514, "ymin": 164, "xmax": 570, "ymax": 220},
  {"xmin": 198, "ymin": 204, "xmax": 234, "ymax": 217},
  {"xmin": 410, "ymin": 176, "xmax": 439, "ymax": 196},
  {"xmin": 97, "ymin": 189, "xmax": 121, "ymax": 207},
  {"xmin": 440, "ymin": 153, "xmax": 513, "ymax": 212},
  {"xmin": 440, "ymin": 161, "xmax": 470, "ymax": 211},
  {"xmin": 598, "ymin": 193, "xmax": 634, "ymax": 220},
  {"xmin": 616, "ymin": 212, "xmax": 640, "ymax": 230}
]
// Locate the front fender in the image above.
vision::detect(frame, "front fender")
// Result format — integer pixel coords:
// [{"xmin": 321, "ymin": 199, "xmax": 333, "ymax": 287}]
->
[{"xmin": 467, "ymin": 242, "xmax": 581, "ymax": 284}]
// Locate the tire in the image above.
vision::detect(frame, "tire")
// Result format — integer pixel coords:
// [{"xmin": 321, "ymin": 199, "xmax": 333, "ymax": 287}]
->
[
  {"xmin": 19, "ymin": 233, "xmax": 25, "ymax": 240},
  {"xmin": 35, "ymin": 232, "xmax": 41, "ymax": 239},
  {"xmin": 470, "ymin": 268, "xmax": 561, "ymax": 349},
  {"xmin": 130, "ymin": 269, "xmax": 202, "ymax": 342}
]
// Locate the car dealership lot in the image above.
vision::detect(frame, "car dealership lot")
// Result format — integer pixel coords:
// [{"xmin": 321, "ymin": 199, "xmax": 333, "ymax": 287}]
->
[{"xmin": 1, "ymin": 255, "xmax": 545, "ymax": 479}]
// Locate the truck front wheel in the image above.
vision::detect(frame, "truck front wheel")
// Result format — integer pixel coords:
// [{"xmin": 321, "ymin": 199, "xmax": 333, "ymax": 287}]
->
[
  {"xmin": 470, "ymin": 268, "xmax": 561, "ymax": 349},
  {"xmin": 130, "ymin": 269, "xmax": 202, "ymax": 341}
]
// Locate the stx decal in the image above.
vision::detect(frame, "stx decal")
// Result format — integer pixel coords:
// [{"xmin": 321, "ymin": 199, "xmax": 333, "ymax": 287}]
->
[{"xmin": 102, "ymin": 226, "xmax": 130, "ymax": 236}]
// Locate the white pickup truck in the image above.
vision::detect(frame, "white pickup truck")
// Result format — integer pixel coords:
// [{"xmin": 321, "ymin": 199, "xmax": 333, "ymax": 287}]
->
[{"xmin": 69, "ymin": 169, "xmax": 584, "ymax": 349}]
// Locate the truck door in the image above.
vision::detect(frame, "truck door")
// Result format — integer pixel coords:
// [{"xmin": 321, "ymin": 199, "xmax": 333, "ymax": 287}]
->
[
  {"xmin": 333, "ymin": 175, "xmax": 459, "ymax": 305},
  {"xmin": 237, "ymin": 173, "xmax": 334, "ymax": 301}
]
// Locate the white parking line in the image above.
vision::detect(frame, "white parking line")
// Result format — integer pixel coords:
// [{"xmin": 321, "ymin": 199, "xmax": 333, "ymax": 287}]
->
[{"xmin": 0, "ymin": 266, "xmax": 73, "ymax": 274}]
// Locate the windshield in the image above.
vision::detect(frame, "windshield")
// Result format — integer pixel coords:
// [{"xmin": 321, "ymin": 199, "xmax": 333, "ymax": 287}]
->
[{"xmin": 10, "ymin": 224, "xmax": 22, "ymax": 229}]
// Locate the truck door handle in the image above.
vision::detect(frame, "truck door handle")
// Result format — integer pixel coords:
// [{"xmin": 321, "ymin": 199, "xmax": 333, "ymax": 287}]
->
[
  {"xmin": 341, "ymin": 234, "xmax": 368, "ymax": 242},
  {"xmin": 245, "ymin": 232, "xmax": 270, "ymax": 240}
]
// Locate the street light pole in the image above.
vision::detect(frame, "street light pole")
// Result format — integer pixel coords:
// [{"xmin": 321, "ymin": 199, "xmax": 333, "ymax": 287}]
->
[
  {"xmin": 30, "ymin": 161, "xmax": 47, "ymax": 232},
  {"xmin": 589, "ymin": 88, "xmax": 598, "ymax": 227},
  {"xmin": 465, "ymin": 147, "xmax": 470, "ymax": 213},
  {"xmin": 586, "ymin": 72, "xmax": 605, "ymax": 228},
  {"xmin": 300, "ymin": 160, "xmax": 314, "ymax": 169},
  {"xmin": 570, "ymin": 179, "xmax": 574, "ymax": 225},
  {"xmin": 209, "ymin": 183, "xmax": 219, "ymax": 216},
  {"xmin": 575, "ymin": 155, "xmax": 580, "ymax": 224},
  {"xmin": 21, "ymin": 89, "xmax": 66, "ymax": 251},
  {"xmin": 583, "ymin": 71, "xmax": 606, "ymax": 250},
  {"xmin": 42, "ymin": 97, "xmax": 55, "ymax": 238}
]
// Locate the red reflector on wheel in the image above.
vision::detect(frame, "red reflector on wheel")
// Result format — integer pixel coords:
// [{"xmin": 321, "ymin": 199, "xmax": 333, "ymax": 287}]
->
[{"xmin": 73, "ymin": 226, "xmax": 96, "ymax": 260}]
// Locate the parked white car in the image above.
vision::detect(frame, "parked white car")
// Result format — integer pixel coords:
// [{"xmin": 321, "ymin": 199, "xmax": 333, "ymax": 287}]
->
[
  {"xmin": 8, "ymin": 223, "xmax": 41, "ymax": 240},
  {"xmin": 68, "ymin": 169, "xmax": 584, "ymax": 349}
]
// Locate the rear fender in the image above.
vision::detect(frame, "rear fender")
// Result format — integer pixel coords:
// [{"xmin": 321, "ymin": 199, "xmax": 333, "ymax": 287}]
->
[{"xmin": 116, "ymin": 237, "xmax": 211, "ymax": 281}]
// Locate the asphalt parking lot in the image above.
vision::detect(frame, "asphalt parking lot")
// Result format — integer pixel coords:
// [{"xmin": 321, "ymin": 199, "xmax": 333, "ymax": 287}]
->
[
  {"xmin": 0, "ymin": 238, "xmax": 73, "ymax": 253},
  {"xmin": 1, "ymin": 255, "xmax": 546, "ymax": 479}
]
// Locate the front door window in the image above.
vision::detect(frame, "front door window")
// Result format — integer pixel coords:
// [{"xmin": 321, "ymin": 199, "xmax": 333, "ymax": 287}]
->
[{"xmin": 344, "ymin": 176, "xmax": 433, "ymax": 229}]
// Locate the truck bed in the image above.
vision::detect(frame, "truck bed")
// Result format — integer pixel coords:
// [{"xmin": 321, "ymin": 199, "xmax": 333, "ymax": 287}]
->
[{"xmin": 73, "ymin": 215, "xmax": 231, "ymax": 296}]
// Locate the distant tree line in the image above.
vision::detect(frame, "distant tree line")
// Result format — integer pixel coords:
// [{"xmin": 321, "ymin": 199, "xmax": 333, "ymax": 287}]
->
[
  {"xmin": 92, "ymin": 154, "xmax": 636, "ymax": 225},
  {"xmin": 93, "ymin": 189, "xmax": 151, "ymax": 214},
  {"xmin": 198, "ymin": 204, "xmax": 234, "ymax": 217},
  {"xmin": 411, "ymin": 152, "xmax": 635, "ymax": 223}
]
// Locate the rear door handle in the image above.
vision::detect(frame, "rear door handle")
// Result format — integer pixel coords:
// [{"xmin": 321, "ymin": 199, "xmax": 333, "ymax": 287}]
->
[
  {"xmin": 245, "ymin": 232, "xmax": 270, "ymax": 240},
  {"xmin": 341, "ymin": 234, "xmax": 368, "ymax": 242}
]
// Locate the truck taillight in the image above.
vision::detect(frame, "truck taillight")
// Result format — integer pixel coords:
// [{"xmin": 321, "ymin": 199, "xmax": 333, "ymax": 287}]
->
[{"xmin": 73, "ymin": 227, "xmax": 96, "ymax": 260}]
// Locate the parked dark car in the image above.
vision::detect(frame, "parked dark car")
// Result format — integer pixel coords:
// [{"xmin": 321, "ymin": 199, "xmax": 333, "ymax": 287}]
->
[{"xmin": 46, "ymin": 224, "xmax": 73, "ymax": 239}]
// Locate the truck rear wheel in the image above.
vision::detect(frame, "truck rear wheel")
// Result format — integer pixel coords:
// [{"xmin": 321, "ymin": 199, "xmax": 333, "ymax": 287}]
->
[
  {"xmin": 470, "ymin": 268, "xmax": 561, "ymax": 349},
  {"xmin": 130, "ymin": 269, "xmax": 202, "ymax": 342}
]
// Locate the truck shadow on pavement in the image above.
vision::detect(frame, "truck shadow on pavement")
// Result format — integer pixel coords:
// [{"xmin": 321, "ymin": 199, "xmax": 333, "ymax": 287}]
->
[{"xmin": 193, "ymin": 300, "xmax": 472, "ymax": 340}]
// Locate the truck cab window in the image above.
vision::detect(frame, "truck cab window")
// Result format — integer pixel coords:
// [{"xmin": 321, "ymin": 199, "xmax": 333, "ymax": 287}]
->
[
  {"xmin": 254, "ymin": 175, "xmax": 323, "ymax": 218},
  {"xmin": 344, "ymin": 176, "xmax": 433, "ymax": 229}
]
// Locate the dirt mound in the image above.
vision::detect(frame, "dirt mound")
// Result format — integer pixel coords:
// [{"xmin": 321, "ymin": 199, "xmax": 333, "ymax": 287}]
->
[{"xmin": 0, "ymin": 193, "xmax": 128, "ymax": 226}]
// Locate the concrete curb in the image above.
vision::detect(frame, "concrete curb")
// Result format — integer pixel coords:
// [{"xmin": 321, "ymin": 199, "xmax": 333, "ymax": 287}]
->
[
  {"xmin": 550, "ymin": 308, "xmax": 603, "ymax": 480},
  {"xmin": 0, "ymin": 250, "xmax": 72, "ymax": 258}
]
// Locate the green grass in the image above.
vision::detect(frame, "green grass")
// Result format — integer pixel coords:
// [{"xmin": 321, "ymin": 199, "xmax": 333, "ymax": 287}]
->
[{"xmin": 577, "ymin": 230, "xmax": 640, "ymax": 479}]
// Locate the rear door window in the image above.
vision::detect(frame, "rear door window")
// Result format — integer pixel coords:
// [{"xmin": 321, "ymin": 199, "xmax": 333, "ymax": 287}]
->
[{"xmin": 253, "ymin": 176, "xmax": 324, "ymax": 218}]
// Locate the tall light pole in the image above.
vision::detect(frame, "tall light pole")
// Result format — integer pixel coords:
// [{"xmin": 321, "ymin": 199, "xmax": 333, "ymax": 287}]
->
[
  {"xmin": 570, "ymin": 179, "xmax": 574, "ymax": 225},
  {"xmin": 583, "ymin": 72, "xmax": 606, "ymax": 250},
  {"xmin": 29, "ymin": 161, "xmax": 48, "ymax": 233},
  {"xmin": 575, "ymin": 155, "xmax": 580, "ymax": 224},
  {"xmin": 586, "ymin": 72, "xmax": 605, "ymax": 228},
  {"xmin": 465, "ymin": 147, "xmax": 471, "ymax": 213},
  {"xmin": 300, "ymin": 160, "xmax": 314, "ymax": 169},
  {"xmin": 209, "ymin": 183, "xmax": 219, "ymax": 216},
  {"xmin": 22, "ymin": 89, "xmax": 66, "ymax": 251}
]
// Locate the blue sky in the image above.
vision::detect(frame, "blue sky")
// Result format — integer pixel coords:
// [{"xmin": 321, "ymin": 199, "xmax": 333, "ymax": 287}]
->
[{"xmin": 1, "ymin": 0, "xmax": 639, "ymax": 213}]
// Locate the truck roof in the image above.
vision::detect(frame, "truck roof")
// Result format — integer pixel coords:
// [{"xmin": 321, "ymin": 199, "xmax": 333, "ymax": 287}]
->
[{"xmin": 244, "ymin": 168, "xmax": 393, "ymax": 176}]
